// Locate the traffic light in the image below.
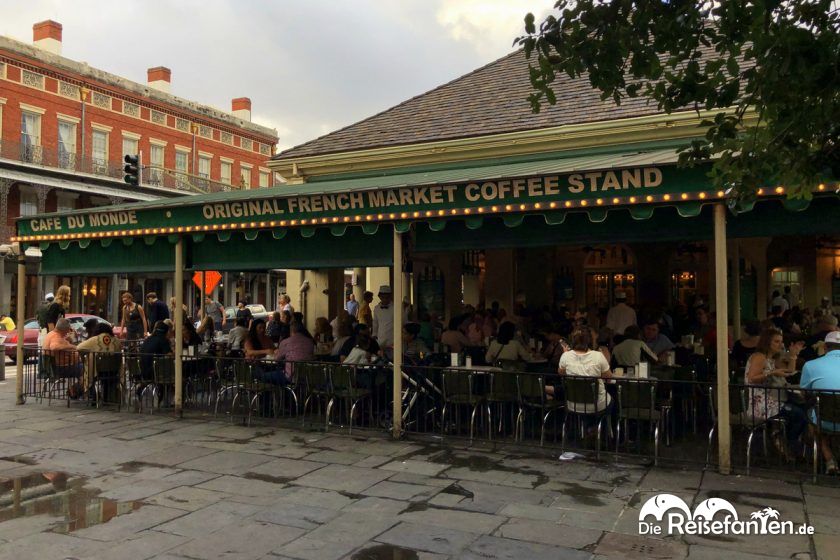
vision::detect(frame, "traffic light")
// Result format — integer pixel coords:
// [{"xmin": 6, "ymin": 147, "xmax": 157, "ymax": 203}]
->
[{"xmin": 124, "ymin": 153, "xmax": 141, "ymax": 186}]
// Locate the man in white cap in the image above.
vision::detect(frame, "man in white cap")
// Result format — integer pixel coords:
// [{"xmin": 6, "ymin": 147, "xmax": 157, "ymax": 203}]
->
[
  {"xmin": 606, "ymin": 291, "xmax": 637, "ymax": 338},
  {"xmin": 372, "ymin": 285, "xmax": 405, "ymax": 359},
  {"xmin": 800, "ymin": 331, "xmax": 840, "ymax": 474}
]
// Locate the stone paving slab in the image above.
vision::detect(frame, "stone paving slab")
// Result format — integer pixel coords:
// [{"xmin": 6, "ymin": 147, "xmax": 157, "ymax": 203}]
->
[
  {"xmin": 462, "ymin": 534, "xmax": 592, "ymax": 560},
  {"xmin": 375, "ymin": 521, "xmax": 480, "ymax": 555},
  {"xmin": 274, "ymin": 535, "xmax": 358, "ymax": 560},
  {"xmin": 176, "ymin": 450, "xmax": 275, "ymax": 474},
  {"xmin": 291, "ymin": 463, "xmax": 391, "ymax": 493},
  {"xmin": 168, "ymin": 520, "xmax": 305, "ymax": 560},
  {"xmin": 254, "ymin": 502, "xmax": 340, "ymax": 530},
  {"xmin": 145, "ymin": 485, "xmax": 233, "ymax": 511},
  {"xmin": 495, "ymin": 517, "xmax": 603, "ymax": 549},
  {"xmin": 154, "ymin": 500, "xmax": 263, "ymax": 538},
  {"xmin": 398, "ymin": 506, "xmax": 507, "ymax": 534}
]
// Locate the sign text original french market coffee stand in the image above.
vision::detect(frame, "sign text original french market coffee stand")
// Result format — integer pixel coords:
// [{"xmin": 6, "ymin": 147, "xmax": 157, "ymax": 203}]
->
[{"xmin": 16, "ymin": 163, "xmax": 717, "ymax": 242}]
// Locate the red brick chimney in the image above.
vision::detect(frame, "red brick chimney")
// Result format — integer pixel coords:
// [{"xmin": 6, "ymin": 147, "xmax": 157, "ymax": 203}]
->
[
  {"xmin": 147, "ymin": 66, "xmax": 171, "ymax": 94},
  {"xmin": 232, "ymin": 97, "xmax": 251, "ymax": 121},
  {"xmin": 33, "ymin": 20, "xmax": 62, "ymax": 56}
]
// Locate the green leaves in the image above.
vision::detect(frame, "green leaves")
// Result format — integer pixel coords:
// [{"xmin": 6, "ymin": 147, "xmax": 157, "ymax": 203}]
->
[{"xmin": 515, "ymin": 0, "xmax": 840, "ymax": 198}]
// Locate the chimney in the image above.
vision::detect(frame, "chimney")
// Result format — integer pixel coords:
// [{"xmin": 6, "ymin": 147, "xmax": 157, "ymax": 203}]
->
[
  {"xmin": 232, "ymin": 97, "xmax": 251, "ymax": 121},
  {"xmin": 147, "ymin": 66, "xmax": 171, "ymax": 94},
  {"xmin": 33, "ymin": 20, "xmax": 62, "ymax": 56}
]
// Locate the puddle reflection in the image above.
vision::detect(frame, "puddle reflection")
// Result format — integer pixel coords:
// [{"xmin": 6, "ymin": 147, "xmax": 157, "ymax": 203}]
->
[{"xmin": 0, "ymin": 471, "xmax": 143, "ymax": 533}]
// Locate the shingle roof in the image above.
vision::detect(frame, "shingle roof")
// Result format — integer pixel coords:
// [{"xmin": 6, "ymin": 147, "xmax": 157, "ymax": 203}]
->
[{"xmin": 274, "ymin": 49, "xmax": 661, "ymax": 160}]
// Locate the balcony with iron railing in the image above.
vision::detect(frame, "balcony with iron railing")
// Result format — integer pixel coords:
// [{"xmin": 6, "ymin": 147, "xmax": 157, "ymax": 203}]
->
[{"xmin": 1, "ymin": 139, "xmax": 233, "ymax": 195}]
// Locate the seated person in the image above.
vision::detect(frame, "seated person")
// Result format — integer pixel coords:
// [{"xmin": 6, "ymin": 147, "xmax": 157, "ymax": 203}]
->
[
  {"xmin": 800, "ymin": 331, "xmax": 840, "ymax": 474},
  {"xmin": 339, "ymin": 323, "xmax": 381, "ymax": 361},
  {"xmin": 0, "ymin": 312, "xmax": 15, "ymax": 331},
  {"xmin": 182, "ymin": 318, "xmax": 202, "ymax": 350},
  {"xmin": 43, "ymin": 318, "xmax": 84, "ymax": 379},
  {"xmin": 331, "ymin": 321, "xmax": 354, "ymax": 358},
  {"xmin": 403, "ymin": 322, "xmax": 430, "ymax": 363},
  {"xmin": 343, "ymin": 331, "xmax": 375, "ymax": 365},
  {"xmin": 228, "ymin": 317, "xmax": 249, "ymax": 351},
  {"xmin": 441, "ymin": 316, "xmax": 471, "ymax": 354},
  {"xmin": 138, "ymin": 322, "xmax": 173, "ymax": 383},
  {"xmin": 612, "ymin": 325, "xmax": 659, "ymax": 368},
  {"xmin": 77, "ymin": 321, "xmax": 122, "ymax": 392},
  {"xmin": 541, "ymin": 324, "xmax": 570, "ymax": 369},
  {"xmin": 641, "ymin": 319, "xmax": 675, "ymax": 359},
  {"xmin": 485, "ymin": 321, "xmax": 531, "ymax": 365},
  {"xmin": 196, "ymin": 314, "xmax": 215, "ymax": 343},
  {"xmin": 275, "ymin": 321, "xmax": 315, "ymax": 383},
  {"xmin": 548, "ymin": 328, "xmax": 612, "ymax": 414}
]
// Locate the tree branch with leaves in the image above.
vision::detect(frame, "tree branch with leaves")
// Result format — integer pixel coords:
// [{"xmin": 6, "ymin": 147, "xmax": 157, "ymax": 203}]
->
[{"xmin": 516, "ymin": 0, "xmax": 839, "ymax": 202}]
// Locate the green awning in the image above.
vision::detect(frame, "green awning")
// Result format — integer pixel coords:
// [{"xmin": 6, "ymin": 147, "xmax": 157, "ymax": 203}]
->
[
  {"xmin": 190, "ymin": 226, "xmax": 392, "ymax": 270},
  {"xmin": 41, "ymin": 236, "xmax": 175, "ymax": 275},
  {"xmin": 414, "ymin": 196, "xmax": 840, "ymax": 252}
]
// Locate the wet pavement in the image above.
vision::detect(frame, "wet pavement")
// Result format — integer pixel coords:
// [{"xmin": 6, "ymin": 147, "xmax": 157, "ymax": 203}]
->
[{"xmin": 0, "ymin": 367, "xmax": 838, "ymax": 559}]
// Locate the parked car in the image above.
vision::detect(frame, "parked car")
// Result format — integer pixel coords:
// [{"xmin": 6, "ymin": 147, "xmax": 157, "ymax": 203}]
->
[
  {"xmin": 195, "ymin": 305, "xmax": 269, "ymax": 333},
  {"xmin": 2, "ymin": 314, "xmax": 123, "ymax": 363},
  {"xmin": 224, "ymin": 304, "xmax": 270, "ymax": 324}
]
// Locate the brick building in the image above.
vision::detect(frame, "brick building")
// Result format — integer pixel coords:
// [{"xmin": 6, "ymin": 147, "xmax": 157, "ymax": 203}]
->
[{"xmin": 0, "ymin": 20, "xmax": 278, "ymax": 318}]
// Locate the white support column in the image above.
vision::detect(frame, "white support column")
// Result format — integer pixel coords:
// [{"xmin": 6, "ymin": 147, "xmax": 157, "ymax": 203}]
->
[
  {"xmin": 15, "ymin": 254, "xmax": 25, "ymax": 405},
  {"xmin": 392, "ymin": 228, "xmax": 404, "ymax": 439},
  {"xmin": 174, "ymin": 238, "xmax": 184, "ymax": 418},
  {"xmin": 714, "ymin": 204, "xmax": 731, "ymax": 474}
]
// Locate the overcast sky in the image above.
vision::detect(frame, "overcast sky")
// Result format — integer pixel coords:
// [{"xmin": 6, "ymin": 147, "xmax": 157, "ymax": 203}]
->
[{"xmin": 1, "ymin": 0, "xmax": 553, "ymax": 151}]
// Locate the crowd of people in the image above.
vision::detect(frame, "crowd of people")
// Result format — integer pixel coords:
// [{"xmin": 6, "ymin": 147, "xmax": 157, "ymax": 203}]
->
[{"xmin": 26, "ymin": 279, "xmax": 840, "ymax": 473}]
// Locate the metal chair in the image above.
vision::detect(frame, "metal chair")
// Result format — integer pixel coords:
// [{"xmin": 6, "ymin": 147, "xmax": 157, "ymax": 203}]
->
[
  {"xmin": 485, "ymin": 370, "xmax": 520, "ymax": 440},
  {"xmin": 149, "ymin": 356, "xmax": 176, "ymax": 412},
  {"xmin": 561, "ymin": 376, "xmax": 612, "ymax": 459},
  {"xmin": 516, "ymin": 374, "xmax": 564, "ymax": 445},
  {"xmin": 706, "ymin": 385, "xmax": 785, "ymax": 474},
  {"xmin": 440, "ymin": 370, "xmax": 483, "ymax": 443},
  {"xmin": 227, "ymin": 360, "xmax": 278, "ymax": 426},
  {"xmin": 93, "ymin": 352, "xmax": 123, "ymax": 410},
  {"xmin": 615, "ymin": 379, "xmax": 661, "ymax": 465},
  {"xmin": 301, "ymin": 362, "xmax": 333, "ymax": 429},
  {"xmin": 812, "ymin": 391, "xmax": 840, "ymax": 482},
  {"xmin": 329, "ymin": 364, "xmax": 372, "ymax": 434},
  {"xmin": 41, "ymin": 351, "xmax": 79, "ymax": 408},
  {"xmin": 124, "ymin": 354, "xmax": 143, "ymax": 409}
]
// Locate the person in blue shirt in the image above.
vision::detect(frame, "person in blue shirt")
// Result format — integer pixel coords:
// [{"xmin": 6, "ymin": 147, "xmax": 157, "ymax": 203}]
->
[
  {"xmin": 800, "ymin": 331, "xmax": 840, "ymax": 474},
  {"xmin": 345, "ymin": 293, "xmax": 359, "ymax": 319}
]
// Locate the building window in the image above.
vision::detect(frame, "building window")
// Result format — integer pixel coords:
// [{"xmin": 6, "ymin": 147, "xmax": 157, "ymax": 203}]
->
[
  {"xmin": 241, "ymin": 137, "xmax": 253, "ymax": 151},
  {"xmin": 770, "ymin": 268, "xmax": 802, "ymax": 308},
  {"xmin": 56, "ymin": 194, "xmax": 76, "ymax": 213},
  {"xmin": 20, "ymin": 111, "xmax": 41, "ymax": 163},
  {"xmin": 57, "ymin": 121, "xmax": 77, "ymax": 169},
  {"xmin": 122, "ymin": 137, "xmax": 139, "ymax": 159},
  {"xmin": 175, "ymin": 118, "xmax": 189, "ymax": 132},
  {"xmin": 59, "ymin": 82, "xmax": 80, "ymax": 100},
  {"xmin": 221, "ymin": 131, "xmax": 233, "ymax": 145},
  {"xmin": 151, "ymin": 110, "xmax": 165, "ymax": 125},
  {"xmin": 149, "ymin": 143, "xmax": 164, "ymax": 185},
  {"xmin": 240, "ymin": 166, "xmax": 251, "ymax": 189},
  {"xmin": 259, "ymin": 171, "xmax": 269, "ymax": 188},
  {"xmin": 220, "ymin": 161, "xmax": 232, "ymax": 185},
  {"xmin": 198, "ymin": 155, "xmax": 211, "ymax": 179},
  {"xmin": 92, "ymin": 130, "xmax": 109, "ymax": 173},
  {"xmin": 175, "ymin": 150, "xmax": 189, "ymax": 189},
  {"xmin": 175, "ymin": 151, "xmax": 188, "ymax": 173},
  {"xmin": 19, "ymin": 190, "xmax": 37, "ymax": 217}
]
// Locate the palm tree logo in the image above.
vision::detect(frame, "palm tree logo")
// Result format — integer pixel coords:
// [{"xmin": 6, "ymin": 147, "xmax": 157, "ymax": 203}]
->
[{"xmin": 750, "ymin": 507, "xmax": 781, "ymax": 532}]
